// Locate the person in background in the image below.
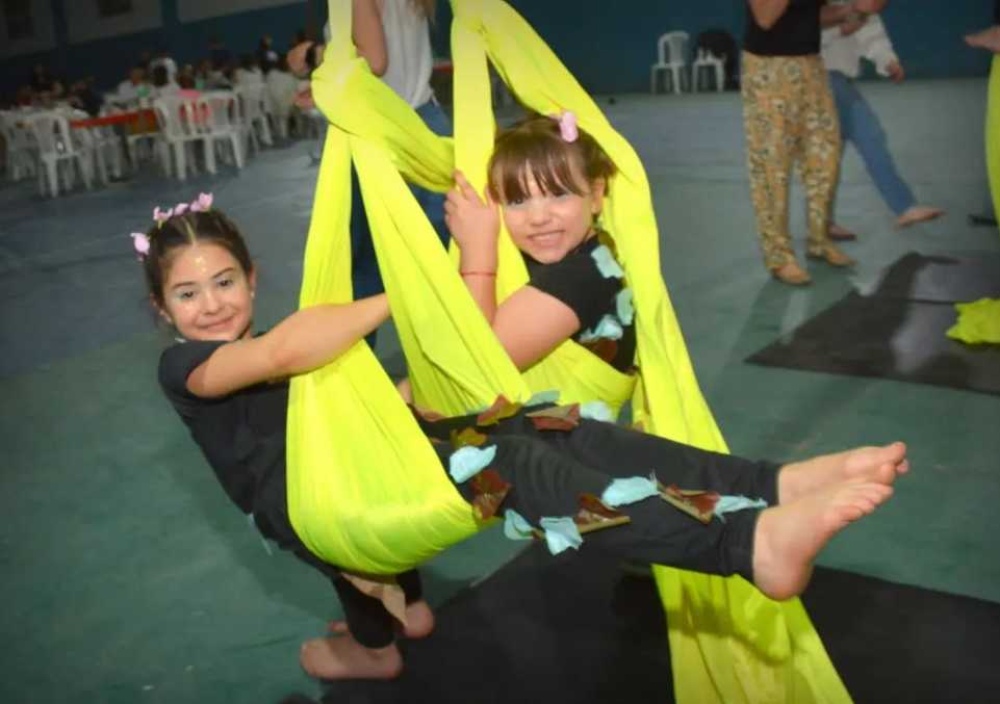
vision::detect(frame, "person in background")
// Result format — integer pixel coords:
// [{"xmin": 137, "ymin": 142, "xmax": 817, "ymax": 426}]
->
[
  {"xmin": 266, "ymin": 54, "xmax": 300, "ymax": 140},
  {"xmin": 115, "ymin": 65, "xmax": 150, "ymax": 104},
  {"xmin": 739, "ymin": 0, "xmax": 888, "ymax": 286},
  {"xmin": 821, "ymin": 2, "xmax": 943, "ymax": 238},
  {"xmin": 257, "ymin": 35, "xmax": 280, "ymax": 74}
]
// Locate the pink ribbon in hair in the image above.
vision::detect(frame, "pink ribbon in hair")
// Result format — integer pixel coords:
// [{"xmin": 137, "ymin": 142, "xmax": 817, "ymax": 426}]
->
[
  {"xmin": 131, "ymin": 233, "xmax": 150, "ymax": 259},
  {"xmin": 555, "ymin": 111, "xmax": 578, "ymax": 142}
]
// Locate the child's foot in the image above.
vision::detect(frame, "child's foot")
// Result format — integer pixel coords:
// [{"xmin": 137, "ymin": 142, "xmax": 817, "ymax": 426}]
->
[
  {"xmin": 965, "ymin": 26, "xmax": 1000, "ymax": 53},
  {"xmin": 895, "ymin": 205, "xmax": 945, "ymax": 228},
  {"xmin": 753, "ymin": 482, "xmax": 894, "ymax": 601},
  {"xmin": 778, "ymin": 442, "xmax": 908, "ymax": 504},
  {"xmin": 328, "ymin": 599, "xmax": 436, "ymax": 640},
  {"xmin": 299, "ymin": 635, "xmax": 403, "ymax": 680},
  {"xmin": 828, "ymin": 223, "xmax": 858, "ymax": 241}
]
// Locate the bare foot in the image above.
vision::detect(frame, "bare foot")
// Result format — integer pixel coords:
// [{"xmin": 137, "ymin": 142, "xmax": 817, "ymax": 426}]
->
[
  {"xmin": 828, "ymin": 223, "xmax": 858, "ymax": 241},
  {"xmin": 965, "ymin": 26, "xmax": 1000, "ymax": 53},
  {"xmin": 895, "ymin": 205, "xmax": 945, "ymax": 229},
  {"xmin": 753, "ymin": 482, "xmax": 894, "ymax": 601},
  {"xmin": 299, "ymin": 635, "xmax": 403, "ymax": 680},
  {"xmin": 328, "ymin": 599, "xmax": 436, "ymax": 640},
  {"xmin": 778, "ymin": 442, "xmax": 908, "ymax": 504}
]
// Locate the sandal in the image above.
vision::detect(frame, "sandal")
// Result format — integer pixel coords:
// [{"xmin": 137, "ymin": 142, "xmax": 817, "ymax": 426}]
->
[
  {"xmin": 770, "ymin": 261, "xmax": 812, "ymax": 286},
  {"xmin": 806, "ymin": 245, "xmax": 854, "ymax": 267},
  {"xmin": 828, "ymin": 223, "xmax": 858, "ymax": 241}
]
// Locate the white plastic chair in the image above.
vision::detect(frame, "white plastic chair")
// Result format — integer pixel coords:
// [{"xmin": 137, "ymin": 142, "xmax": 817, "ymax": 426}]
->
[
  {"xmin": 24, "ymin": 111, "xmax": 94, "ymax": 197},
  {"xmin": 198, "ymin": 91, "xmax": 245, "ymax": 173},
  {"xmin": 693, "ymin": 49, "xmax": 726, "ymax": 92},
  {"xmin": 651, "ymin": 31, "xmax": 690, "ymax": 95},
  {"xmin": 0, "ymin": 110, "xmax": 38, "ymax": 182},
  {"xmin": 235, "ymin": 84, "xmax": 273, "ymax": 152},
  {"xmin": 152, "ymin": 96, "xmax": 211, "ymax": 181}
]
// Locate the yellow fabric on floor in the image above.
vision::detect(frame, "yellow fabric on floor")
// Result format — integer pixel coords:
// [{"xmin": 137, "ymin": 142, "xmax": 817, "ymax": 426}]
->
[
  {"xmin": 948, "ymin": 298, "xmax": 1000, "ymax": 344},
  {"xmin": 289, "ymin": 1, "xmax": 852, "ymax": 701}
]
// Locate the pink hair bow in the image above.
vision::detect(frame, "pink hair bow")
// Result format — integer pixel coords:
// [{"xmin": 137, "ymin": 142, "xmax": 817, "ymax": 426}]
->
[
  {"xmin": 189, "ymin": 192, "xmax": 213, "ymax": 212},
  {"xmin": 555, "ymin": 111, "xmax": 578, "ymax": 142},
  {"xmin": 152, "ymin": 206, "xmax": 173, "ymax": 225},
  {"xmin": 131, "ymin": 232, "xmax": 150, "ymax": 259}
]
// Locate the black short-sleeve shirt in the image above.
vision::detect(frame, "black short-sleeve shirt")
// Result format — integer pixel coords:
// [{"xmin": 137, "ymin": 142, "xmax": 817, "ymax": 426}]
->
[
  {"xmin": 158, "ymin": 339, "xmax": 297, "ymax": 546},
  {"xmin": 524, "ymin": 236, "xmax": 636, "ymax": 373},
  {"xmin": 743, "ymin": 0, "xmax": 822, "ymax": 57}
]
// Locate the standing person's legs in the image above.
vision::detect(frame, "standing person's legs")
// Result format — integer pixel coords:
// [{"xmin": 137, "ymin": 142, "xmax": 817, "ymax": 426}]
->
[
  {"xmin": 741, "ymin": 52, "xmax": 805, "ymax": 283},
  {"xmin": 349, "ymin": 167, "xmax": 383, "ymax": 349},
  {"xmin": 842, "ymin": 80, "xmax": 918, "ymax": 217},
  {"xmin": 798, "ymin": 56, "xmax": 851, "ymax": 265},
  {"xmin": 411, "ymin": 100, "xmax": 452, "ymax": 248},
  {"xmin": 827, "ymin": 70, "xmax": 858, "ymax": 238}
]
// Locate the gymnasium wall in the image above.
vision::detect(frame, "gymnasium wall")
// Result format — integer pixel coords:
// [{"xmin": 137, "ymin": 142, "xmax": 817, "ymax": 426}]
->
[{"xmin": 1, "ymin": 0, "xmax": 994, "ymax": 100}]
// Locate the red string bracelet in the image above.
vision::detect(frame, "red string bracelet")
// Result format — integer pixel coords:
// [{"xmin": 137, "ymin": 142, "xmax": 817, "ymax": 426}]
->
[{"xmin": 460, "ymin": 270, "xmax": 497, "ymax": 277}]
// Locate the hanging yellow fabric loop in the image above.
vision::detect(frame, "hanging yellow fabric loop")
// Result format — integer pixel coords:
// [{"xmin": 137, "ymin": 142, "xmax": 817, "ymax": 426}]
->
[
  {"xmin": 450, "ymin": 3, "xmax": 851, "ymax": 703},
  {"xmin": 287, "ymin": 1, "xmax": 852, "ymax": 701}
]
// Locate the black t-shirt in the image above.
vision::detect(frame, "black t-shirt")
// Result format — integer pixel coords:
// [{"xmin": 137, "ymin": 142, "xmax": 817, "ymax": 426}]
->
[
  {"xmin": 158, "ymin": 339, "xmax": 298, "ymax": 547},
  {"xmin": 524, "ymin": 235, "xmax": 636, "ymax": 373},
  {"xmin": 743, "ymin": 0, "xmax": 822, "ymax": 57}
]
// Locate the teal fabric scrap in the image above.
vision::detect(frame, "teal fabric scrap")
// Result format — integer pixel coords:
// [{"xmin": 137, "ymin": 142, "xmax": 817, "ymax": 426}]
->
[
  {"xmin": 616, "ymin": 287, "xmax": 635, "ymax": 325},
  {"xmin": 539, "ymin": 516, "xmax": 583, "ymax": 555},
  {"xmin": 579, "ymin": 314, "xmax": 624, "ymax": 343},
  {"xmin": 601, "ymin": 473, "xmax": 660, "ymax": 507},
  {"xmin": 580, "ymin": 399, "xmax": 614, "ymax": 422},
  {"xmin": 503, "ymin": 509, "xmax": 535, "ymax": 541},
  {"xmin": 714, "ymin": 495, "xmax": 768, "ymax": 521},
  {"xmin": 591, "ymin": 245, "xmax": 625, "ymax": 279},
  {"xmin": 448, "ymin": 444, "xmax": 497, "ymax": 483},
  {"xmin": 527, "ymin": 389, "xmax": 561, "ymax": 406}
]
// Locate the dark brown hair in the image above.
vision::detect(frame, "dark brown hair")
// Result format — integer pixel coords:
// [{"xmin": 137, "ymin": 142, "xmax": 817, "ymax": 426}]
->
[
  {"xmin": 486, "ymin": 114, "xmax": 616, "ymax": 203},
  {"xmin": 141, "ymin": 209, "xmax": 253, "ymax": 307}
]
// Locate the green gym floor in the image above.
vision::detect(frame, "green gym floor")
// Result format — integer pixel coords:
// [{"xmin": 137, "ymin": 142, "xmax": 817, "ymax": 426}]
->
[{"xmin": 2, "ymin": 78, "xmax": 998, "ymax": 703}]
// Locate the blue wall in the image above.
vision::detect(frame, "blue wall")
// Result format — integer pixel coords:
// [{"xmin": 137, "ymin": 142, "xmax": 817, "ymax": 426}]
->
[{"xmin": 2, "ymin": 0, "xmax": 996, "ymax": 100}]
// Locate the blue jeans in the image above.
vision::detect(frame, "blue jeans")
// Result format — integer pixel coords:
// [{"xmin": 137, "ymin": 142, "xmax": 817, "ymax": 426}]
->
[
  {"xmin": 350, "ymin": 100, "xmax": 451, "ymax": 302},
  {"xmin": 828, "ymin": 70, "xmax": 915, "ymax": 216},
  {"xmin": 351, "ymin": 100, "xmax": 452, "ymax": 346}
]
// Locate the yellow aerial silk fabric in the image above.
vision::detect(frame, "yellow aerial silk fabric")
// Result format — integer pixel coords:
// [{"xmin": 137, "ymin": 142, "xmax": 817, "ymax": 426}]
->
[
  {"xmin": 947, "ymin": 298, "xmax": 1000, "ymax": 344},
  {"xmin": 450, "ymin": 3, "xmax": 851, "ymax": 703},
  {"xmin": 948, "ymin": 59, "xmax": 1000, "ymax": 345},
  {"xmin": 988, "ymin": 56, "xmax": 1000, "ymax": 233},
  {"xmin": 290, "ymin": 0, "xmax": 851, "ymax": 701},
  {"xmin": 285, "ymin": 9, "xmax": 531, "ymax": 575}
]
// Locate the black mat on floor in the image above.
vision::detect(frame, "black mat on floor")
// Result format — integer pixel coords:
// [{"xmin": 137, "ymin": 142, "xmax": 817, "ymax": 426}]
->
[
  {"xmin": 869, "ymin": 252, "xmax": 1000, "ymax": 302},
  {"xmin": 316, "ymin": 544, "xmax": 1000, "ymax": 704},
  {"xmin": 745, "ymin": 292, "xmax": 1000, "ymax": 396}
]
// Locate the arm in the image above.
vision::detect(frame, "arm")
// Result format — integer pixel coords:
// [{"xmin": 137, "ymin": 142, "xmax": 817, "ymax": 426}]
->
[
  {"xmin": 748, "ymin": 0, "xmax": 791, "ymax": 30},
  {"xmin": 444, "ymin": 171, "xmax": 581, "ymax": 370},
  {"xmin": 352, "ymin": 0, "xmax": 388, "ymax": 76},
  {"xmin": 186, "ymin": 294, "xmax": 390, "ymax": 398},
  {"xmin": 821, "ymin": 3, "xmax": 855, "ymax": 28},
  {"xmin": 856, "ymin": 15, "xmax": 902, "ymax": 79}
]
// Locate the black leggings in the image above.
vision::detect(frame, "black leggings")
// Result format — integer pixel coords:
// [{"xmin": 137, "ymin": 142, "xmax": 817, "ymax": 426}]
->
[
  {"xmin": 431, "ymin": 414, "xmax": 777, "ymax": 582},
  {"xmin": 295, "ymin": 414, "xmax": 778, "ymax": 649}
]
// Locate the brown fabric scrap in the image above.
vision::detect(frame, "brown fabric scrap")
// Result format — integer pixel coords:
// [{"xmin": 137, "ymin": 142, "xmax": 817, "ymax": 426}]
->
[
  {"xmin": 660, "ymin": 484, "xmax": 720, "ymax": 524},
  {"xmin": 476, "ymin": 394, "xmax": 522, "ymax": 426},
  {"xmin": 582, "ymin": 337, "xmax": 619, "ymax": 364},
  {"xmin": 575, "ymin": 493, "xmax": 631, "ymax": 534},
  {"xmin": 470, "ymin": 468, "xmax": 511, "ymax": 521},
  {"xmin": 450, "ymin": 426, "xmax": 488, "ymax": 448},
  {"xmin": 526, "ymin": 403, "xmax": 581, "ymax": 431}
]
